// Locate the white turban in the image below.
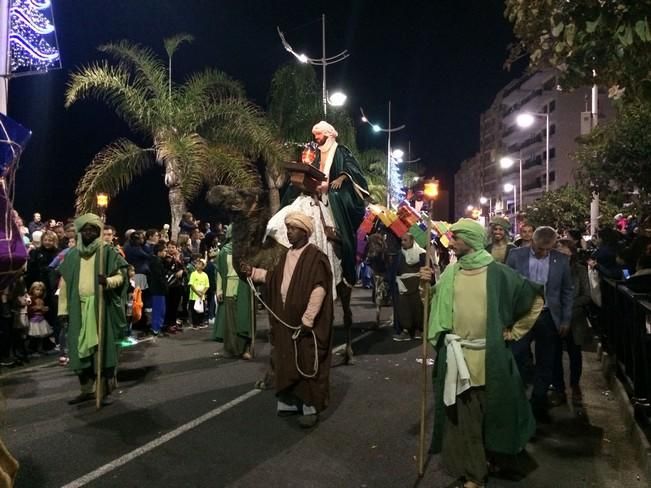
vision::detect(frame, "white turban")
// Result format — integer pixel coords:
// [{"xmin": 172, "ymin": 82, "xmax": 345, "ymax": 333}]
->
[
  {"xmin": 285, "ymin": 211, "xmax": 314, "ymax": 236},
  {"xmin": 312, "ymin": 121, "xmax": 338, "ymax": 138}
]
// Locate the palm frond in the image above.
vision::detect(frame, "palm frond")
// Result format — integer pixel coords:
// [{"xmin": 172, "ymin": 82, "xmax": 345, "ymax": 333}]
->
[
  {"xmin": 164, "ymin": 33, "xmax": 194, "ymax": 59},
  {"xmin": 197, "ymin": 97, "xmax": 289, "ymax": 169},
  {"xmin": 98, "ymin": 40, "xmax": 167, "ymax": 99},
  {"xmin": 65, "ymin": 61, "xmax": 155, "ymax": 133},
  {"xmin": 75, "ymin": 138, "xmax": 155, "ymax": 213},
  {"xmin": 204, "ymin": 144, "xmax": 259, "ymax": 188},
  {"xmin": 156, "ymin": 133, "xmax": 210, "ymax": 202}
]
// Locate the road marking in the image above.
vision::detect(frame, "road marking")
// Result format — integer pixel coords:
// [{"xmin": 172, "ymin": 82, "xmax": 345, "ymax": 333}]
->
[
  {"xmin": 61, "ymin": 325, "xmax": 386, "ymax": 487},
  {"xmin": 61, "ymin": 388, "xmax": 261, "ymax": 488}
]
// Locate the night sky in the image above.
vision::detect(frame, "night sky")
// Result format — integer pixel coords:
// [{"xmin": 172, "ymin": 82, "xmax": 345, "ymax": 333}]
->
[{"xmin": 9, "ymin": 0, "xmax": 521, "ymax": 230}]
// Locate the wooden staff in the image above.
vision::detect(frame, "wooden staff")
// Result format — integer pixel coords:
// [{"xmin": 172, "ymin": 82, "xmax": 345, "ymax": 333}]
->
[
  {"xmin": 418, "ymin": 214, "xmax": 433, "ymax": 476},
  {"xmin": 96, "ymin": 238, "xmax": 106, "ymax": 410}
]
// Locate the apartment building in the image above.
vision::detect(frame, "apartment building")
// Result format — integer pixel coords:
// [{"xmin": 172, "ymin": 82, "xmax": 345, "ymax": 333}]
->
[{"xmin": 455, "ymin": 69, "xmax": 614, "ymax": 221}]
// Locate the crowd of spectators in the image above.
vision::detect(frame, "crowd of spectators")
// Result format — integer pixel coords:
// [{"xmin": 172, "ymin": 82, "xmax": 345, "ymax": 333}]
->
[{"xmin": 0, "ymin": 211, "xmax": 228, "ymax": 369}]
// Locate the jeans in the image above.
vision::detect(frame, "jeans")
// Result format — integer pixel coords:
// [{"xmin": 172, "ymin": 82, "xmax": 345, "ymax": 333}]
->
[
  {"xmin": 151, "ymin": 295, "xmax": 166, "ymax": 333},
  {"xmin": 553, "ymin": 332, "xmax": 582, "ymax": 390},
  {"xmin": 511, "ymin": 309, "xmax": 559, "ymax": 408}
]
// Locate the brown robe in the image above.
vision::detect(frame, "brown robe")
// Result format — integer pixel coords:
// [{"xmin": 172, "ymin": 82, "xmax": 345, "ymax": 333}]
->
[{"xmin": 266, "ymin": 244, "xmax": 334, "ymax": 411}]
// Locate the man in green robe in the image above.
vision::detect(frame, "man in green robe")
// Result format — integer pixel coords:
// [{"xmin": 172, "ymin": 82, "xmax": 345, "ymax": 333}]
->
[
  {"xmin": 311, "ymin": 121, "xmax": 369, "ymax": 288},
  {"xmin": 213, "ymin": 226, "xmax": 252, "ymax": 359},
  {"xmin": 58, "ymin": 214, "xmax": 129, "ymax": 405},
  {"xmin": 425, "ymin": 218, "xmax": 543, "ymax": 488}
]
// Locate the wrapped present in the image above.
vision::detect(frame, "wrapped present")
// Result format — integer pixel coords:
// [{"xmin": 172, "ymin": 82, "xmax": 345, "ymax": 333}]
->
[
  {"xmin": 378, "ymin": 209, "xmax": 398, "ymax": 227},
  {"xmin": 408, "ymin": 223, "xmax": 428, "ymax": 248},
  {"xmin": 389, "ymin": 219, "xmax": 408, "ymax": 238},
  {"xmin": 397, "ymin": 203, "xmax": 420, "ymax": 227},
  {"xmin": 358, "ymin": 212, "xmax": 377, "ymax": 235},
  {"xmin": 432, "ymin": 221, "xmax": 452, "ymax": 248}
]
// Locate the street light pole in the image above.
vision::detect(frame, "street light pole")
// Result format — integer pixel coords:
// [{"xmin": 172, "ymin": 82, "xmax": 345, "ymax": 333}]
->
[
  {"xmin": 278, "ymin": 15, "xmax": 350, "ymax": 117},
  {"xmin": 360, "ymin": 102, "xmax": 406, "ymax": 209},
  {"xmin": 545, "ymin": 113, "xmax": 550, "ymax": 192},
  {"xmin": 321, "ymin": 14, "xmax": 327, "ymax": 116},
  {"xmin": 387, "ymin": 101, "xmax": 392, "ymax": 207}
]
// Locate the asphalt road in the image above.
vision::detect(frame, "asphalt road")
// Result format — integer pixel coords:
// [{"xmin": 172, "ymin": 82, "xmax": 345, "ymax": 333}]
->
[{"xmin": 0, "ymin": 288, "xmax": 647, "ymax": 488}]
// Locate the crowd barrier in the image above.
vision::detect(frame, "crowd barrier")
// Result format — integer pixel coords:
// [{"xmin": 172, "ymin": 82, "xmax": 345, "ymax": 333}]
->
[{"xmin": 599, "ymin": 277, "xmax": 651, "ymax": 423}]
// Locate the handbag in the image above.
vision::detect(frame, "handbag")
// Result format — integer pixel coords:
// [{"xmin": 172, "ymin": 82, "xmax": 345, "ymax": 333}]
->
[{"xmin": 193, "ymin": 298, "xmax": 205, "ymax": 314}]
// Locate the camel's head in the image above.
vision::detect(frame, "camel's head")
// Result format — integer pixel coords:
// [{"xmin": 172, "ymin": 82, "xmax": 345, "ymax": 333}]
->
[{"xmin": 207, "ymin": 185, "xmax": 260, "ymax": 218}]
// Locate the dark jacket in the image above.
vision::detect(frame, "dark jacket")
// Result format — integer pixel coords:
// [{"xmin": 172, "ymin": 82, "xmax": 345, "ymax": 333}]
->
[
  {"xmin": 506, "ymin": 247, "xmax": 574, "ymax": 329},
  {"xmin": 124, "ymin": 243, "xmax": 151, "ymax": 275},
  {"xmin": 148, "ymin": 256, "xmax": 168, "ymax": 296}
]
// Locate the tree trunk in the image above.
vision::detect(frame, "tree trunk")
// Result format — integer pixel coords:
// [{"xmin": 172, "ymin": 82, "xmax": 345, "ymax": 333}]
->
[
  {"xmin": 265, "ymin": 166, "xmax": 285, "ymax": 215},
  {"xmin": 168, "ymin": 185, "xmax": 186, "ymax": 241}
]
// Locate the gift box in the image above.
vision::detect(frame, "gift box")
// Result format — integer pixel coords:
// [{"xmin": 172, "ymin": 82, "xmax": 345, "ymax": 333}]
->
[
  {"xmin": 358, "ymin": 213, "xmax": 377, "ymax": 235},
  {"xmin": 378, "ymin": 209, "xmax": 398, "ymax": 227},
  {"xmin": 389, "ymin": 219, "xmax": 408, "ymax": 238},
  {"xmin": 397, "ymin": 203, "xmax": 420, "ymax": 227},
  {"xmin": 408, "ymin": 224, "xmax": 428, "ymax": 248}
]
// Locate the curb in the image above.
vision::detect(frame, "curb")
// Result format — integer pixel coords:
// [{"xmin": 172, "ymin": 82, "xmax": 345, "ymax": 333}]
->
[{"xmin": 599, "ymin": 350, "xmax": 651, "ymax": 481}]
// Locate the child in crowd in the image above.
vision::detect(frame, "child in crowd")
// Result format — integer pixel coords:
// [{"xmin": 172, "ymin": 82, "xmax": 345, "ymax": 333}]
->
[
  {"xmin": 149, "ymin": 242, "xmax": 168, "ymax": 336},
  {"xmin": 188, "ymin": 258, "xmax": 209, "ymax": 330},
  {"xmin": 27, "ymin": 281, "xmax": 53, "ymax": 355}
]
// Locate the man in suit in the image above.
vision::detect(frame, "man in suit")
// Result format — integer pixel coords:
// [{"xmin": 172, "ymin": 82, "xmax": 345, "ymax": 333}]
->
[{"xmin": 506, "ymin": 226, "xmax": 574, "ymax": 421}]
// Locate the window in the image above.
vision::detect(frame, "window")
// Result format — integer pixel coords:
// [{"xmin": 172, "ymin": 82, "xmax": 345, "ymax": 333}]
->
[
  {"xmin": 550, "ymin": 124, "xmax": 556, "ymax": 135},
  {"xmin": 549, "ymin": 100, "xmax": 556, "ymax": 112}
]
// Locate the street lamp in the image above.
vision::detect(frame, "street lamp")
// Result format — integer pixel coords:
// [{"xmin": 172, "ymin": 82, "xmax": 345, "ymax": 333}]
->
[
  {"xmin": 503, "ymin": 183, "xmax": 517, "ymax": 231},
  {"xmin": 360, "ymin": 102, "xmax": 406, "ymax": 208},
  {"xmin": 499, "ymin": 156, "xmax": 523, "ymax": 211},
  {"xmin": 327, "ymin": 91, "xmax": 347, "ymax": 107},
  {"xmin": 515, "ymin": 111, "xmax": 550, "ymax": 192},
  {"xmin": 96, "ymin": 193, "xmax": 109, "ymax": 222},
  {"xmin": 277, "ymin": 15, "xmax": 350, "ymax": 116}
]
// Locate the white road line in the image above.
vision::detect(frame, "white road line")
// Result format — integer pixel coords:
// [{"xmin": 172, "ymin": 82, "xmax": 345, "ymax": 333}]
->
[
  {"xmin": 60, "ymin": 389, "xmax": 261, "ymax": 488},
  {"xmin": 60, "ymin": 326, "xmax": 385, "ymax": 487}
]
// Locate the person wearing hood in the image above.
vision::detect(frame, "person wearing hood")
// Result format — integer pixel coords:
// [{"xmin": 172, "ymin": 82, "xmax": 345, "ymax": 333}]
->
[
  {"xmin": 423, "ymin": 218, "xmax": 543, "ymax": 488},
  {"xmin": 485, "ymin": 217, "xmax": 516, "ymax": 263},
  {"xmin": 213, "ymin": 225, "xmax": 253, "ymax": 360},
  {"xmin": 57, "ymin": 214, "xmax": 129, "ymax": 405}
]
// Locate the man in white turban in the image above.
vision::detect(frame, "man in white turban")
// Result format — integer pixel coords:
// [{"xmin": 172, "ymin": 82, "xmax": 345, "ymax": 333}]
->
[{"xmin": 308, "ymin": 121, "xmax": 369, "ymax": 288}]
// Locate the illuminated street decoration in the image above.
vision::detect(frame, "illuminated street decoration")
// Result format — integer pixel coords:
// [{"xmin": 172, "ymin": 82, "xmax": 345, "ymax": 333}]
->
[{"xmin": 9, "ymin": 0, "xmax": 61, "ymax": 75}]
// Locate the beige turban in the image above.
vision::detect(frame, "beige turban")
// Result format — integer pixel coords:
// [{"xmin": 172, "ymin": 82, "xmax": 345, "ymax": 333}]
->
[
  {"xmin": 312, "ymin": 121, "xmax": 338, "ymax": 138},
  {"xmin": 285, "ymin": 211, "xmax": 314, "ymax": 236}
]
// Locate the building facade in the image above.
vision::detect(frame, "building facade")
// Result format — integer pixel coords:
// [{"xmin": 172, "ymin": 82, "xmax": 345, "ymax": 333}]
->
[{"xmin": 455, "ymin": 69, "xmax": 614, "ymax": 225}]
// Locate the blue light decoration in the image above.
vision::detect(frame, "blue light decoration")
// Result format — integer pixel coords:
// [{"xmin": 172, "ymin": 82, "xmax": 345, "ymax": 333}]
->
[{"xmin": 9, "ymin": 0, "xmax": 61, "ymax": 75}]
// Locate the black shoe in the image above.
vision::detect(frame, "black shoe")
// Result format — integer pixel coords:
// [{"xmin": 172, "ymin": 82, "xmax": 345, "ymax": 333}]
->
[
  {"xmin": 100, "ymin": 396, "xmax": 115, "ymax": 407},
  {"xmin": 68, "ymin": 393, "xmax": 94, "ymax": 405}
]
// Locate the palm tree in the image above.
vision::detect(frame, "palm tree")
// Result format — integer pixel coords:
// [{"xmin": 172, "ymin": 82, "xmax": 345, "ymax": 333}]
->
[{"xmin": 65, "ymin": 35, "xmax": 287, "ymax": 237}]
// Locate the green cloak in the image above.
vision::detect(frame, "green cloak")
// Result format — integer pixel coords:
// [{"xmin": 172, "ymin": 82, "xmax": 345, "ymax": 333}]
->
[
  {"xmin": 212, "ymin": 246, "xmax": 252, "ymax": 345},
  {"xmin": 430, "ymin": 261, "xmax": 541, "ymax": 455},
  {"xmin": 58, "ymin": 245, "xmax": 128, "ymax": 373}
]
